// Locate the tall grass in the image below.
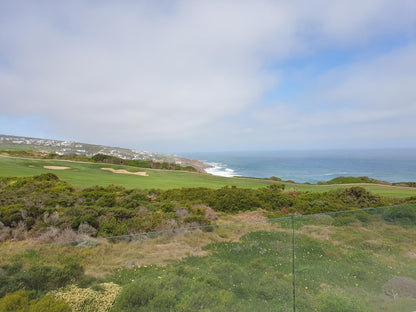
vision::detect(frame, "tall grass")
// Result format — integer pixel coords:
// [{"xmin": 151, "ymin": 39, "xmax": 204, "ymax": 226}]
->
[{"xmin": 1, "ymin": 205, "xmax": 415, "ymax": 311}]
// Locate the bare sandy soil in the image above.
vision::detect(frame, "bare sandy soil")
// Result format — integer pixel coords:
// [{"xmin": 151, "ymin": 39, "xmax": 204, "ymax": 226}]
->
[
  {"xmin": 101, "ymin": 167, "xmax": 148, "ymax": 176},
  {"xmin": 226, "ymin": 210, "xmax": 268, "ymax": 222},
  {"xmin": 43, "ymin": 166, "xmax": 71, "ymax": 170}
]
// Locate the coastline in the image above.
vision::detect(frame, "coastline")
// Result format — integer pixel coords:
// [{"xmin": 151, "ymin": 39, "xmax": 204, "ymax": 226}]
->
[
  {"xmin": 184, "ymin": 150, "xmax": 416, "ymax": 184},
  {"xmin": 173, "ymin": 156, "xmax": 209, "ymax": 174},
  {"xmin": 204, "ymin": 162, "xmax": 238, "ymax": 178}
]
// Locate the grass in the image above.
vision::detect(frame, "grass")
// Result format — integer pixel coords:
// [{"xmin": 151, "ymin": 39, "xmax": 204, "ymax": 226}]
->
[
  {"xmin": 2, "ymin": 155, "xmax": 416, "ymax": 198},
  {"xmin": 293, "ymin": 211, "xmax": 416, "ymax": 311},
  {"xmin": 284, "ymin": 182, "xmax": 416, "ymax": 198},
  {"xmin": 0, "ymin": 155, "xmax": 276, "ymax": 189},
  {"xmin": 1, "ymin": 207, "xmax": 415, "ymax": 311}
]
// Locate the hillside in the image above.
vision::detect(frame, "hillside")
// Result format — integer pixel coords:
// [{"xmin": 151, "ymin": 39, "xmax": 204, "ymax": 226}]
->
[
  {"xmin": 1, "ymin": 143, "xmax": 416, "ymax": 312},
  {"xmin": 1, "ymin": 192, "xmax": 415, "ymax": 311},
  {"xmin": 0, "ymin": 134, "xmax": 207, "ymax": 172}
]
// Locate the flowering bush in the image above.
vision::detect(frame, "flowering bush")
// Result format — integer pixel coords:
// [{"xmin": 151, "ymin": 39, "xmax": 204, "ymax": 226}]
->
[{"xmin": 52, "ymin": 282, "xmax": 121, "ymax": 312}]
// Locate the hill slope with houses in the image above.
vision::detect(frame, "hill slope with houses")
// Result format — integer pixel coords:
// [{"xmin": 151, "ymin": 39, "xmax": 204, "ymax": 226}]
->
[{"xmin": 0, "ymin": 134, "xmax": 207, "ymax": 172}]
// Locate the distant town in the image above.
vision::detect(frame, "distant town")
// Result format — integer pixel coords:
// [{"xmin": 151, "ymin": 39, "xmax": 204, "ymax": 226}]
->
[{"xmin": 0, "ymin": 134, "xmax": 180, "ymax": 163}]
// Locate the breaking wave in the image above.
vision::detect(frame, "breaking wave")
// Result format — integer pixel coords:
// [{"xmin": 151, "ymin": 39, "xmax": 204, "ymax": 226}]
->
[{"xmin": 205, "ymin": 162, "xmax": 238, "ymax": 177}]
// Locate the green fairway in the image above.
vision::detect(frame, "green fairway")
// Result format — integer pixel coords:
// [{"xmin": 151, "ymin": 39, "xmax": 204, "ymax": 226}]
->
[
  {"xmin": 0, "ymin": 156, "xmax": 276, "ymax": 189},
  {"xmin": 281, "ymin": 181, "xmax": 416, "ymax": 198},
  {"xmin": 1, "ymin": 155, "xmax": 416, "ymax": 197}
]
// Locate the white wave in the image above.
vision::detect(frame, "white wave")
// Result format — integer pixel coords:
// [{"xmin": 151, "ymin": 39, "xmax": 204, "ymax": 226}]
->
[
  {"xmin": 205, "ymin": 162, "xmax": 238, "ymax": 177},
  {"xmin": 322, "ymin": 172, "xmax": 349, "ymax": 176}
]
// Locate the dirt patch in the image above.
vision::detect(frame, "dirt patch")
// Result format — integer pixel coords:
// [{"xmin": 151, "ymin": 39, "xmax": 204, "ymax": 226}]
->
[
  {"xmin": 84, "ymin": 230, "xmax": 213, "ymax": 277},
  {"xmin": 406, "ymin": 250, "xmax": 416, "ymax": 259},
  {"xmin": 382, "ymin": 276, "xmax": 416, "ymax": 299},
  {"xmin": 299, "ymin": 225, "xmax": 332, "ymax": 240},
  {"xmin": 101, "ymin": 167, "xmax": 148, "ymax": 176},
  {"xmin": 43, "ymin": 166, "xmax": 71, "ymax": 170},
  {"xmin": 228, "ymin": 210, "xmax": 268, "ymax": 222}
]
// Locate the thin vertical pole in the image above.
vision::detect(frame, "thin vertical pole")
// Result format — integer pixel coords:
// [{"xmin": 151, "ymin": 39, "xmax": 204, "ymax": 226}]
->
[{"xmin": 292, "ymin": 216, "xmax": 296, "ymax": 312}]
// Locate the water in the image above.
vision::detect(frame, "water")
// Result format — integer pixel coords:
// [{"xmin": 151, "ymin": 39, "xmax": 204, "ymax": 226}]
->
[{"xmin": 182, "ymin": 149, "xmax": 416, "ymax": 183}]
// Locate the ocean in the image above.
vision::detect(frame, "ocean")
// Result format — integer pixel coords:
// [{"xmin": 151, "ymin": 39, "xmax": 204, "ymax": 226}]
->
[{"xmin": 182, "ymin": 149, "xmax": 416, "ymax": 183}]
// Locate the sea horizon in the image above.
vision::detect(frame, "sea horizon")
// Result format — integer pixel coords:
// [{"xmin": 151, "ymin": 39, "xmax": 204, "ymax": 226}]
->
[{"xmin": 182, "ymin": 148, "xmax": 416, "ymax": 183}]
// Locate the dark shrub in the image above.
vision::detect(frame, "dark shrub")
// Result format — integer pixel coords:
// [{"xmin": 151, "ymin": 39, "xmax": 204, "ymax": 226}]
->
[{"xmin": 113, "ymin": 279, "xmax": 159, "ymax": 311}]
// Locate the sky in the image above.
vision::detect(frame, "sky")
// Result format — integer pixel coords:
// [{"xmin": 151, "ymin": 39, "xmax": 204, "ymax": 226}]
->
[{"xmin": 0, "ymin": 0, "xmax": 416, "ymax": 153}]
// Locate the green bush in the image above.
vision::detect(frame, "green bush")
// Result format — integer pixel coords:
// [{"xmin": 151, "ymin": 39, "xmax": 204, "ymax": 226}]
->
[
  {"xmin": 160, "ymin": 202, "xmax": 175, "ymax": 213},
  {"xmin": 118, "ymin": 192, "xmax": 149, "ymax": 208},
  {"xmin": 340, "ymin": 187, "xmax": 385, "ymax": 208},
  {"xmin": 96, "ymin": 194, "xmax": 116, "ymax": 207},
  {"xmin": 33, "ymin": 173, "xmax": 60, "ymax": 182},
  {"xmin": 92, "ymin": 154, "xmax": 127, "ymax": 165},
  {"xmin": 0, "ymin": 174, "xmax": 407, "ymax": 239},
  {"xmin": 0, "ymin": 290, "xmax": 28, "ymax": 312},
  {"xmin": 125, "ymin": 214, "xmax": 165, "ymax": 233},
  {"xmin": 0, "ymin": 205, "xmax": 24, "ymax": 226},
  {"xmin": 318, "ymin": 176, "xmax": 381, "ymax": 185},
  {"xmin": 0, "ymin": 291, "xmax": 70, "ymax": 312},
  {"xmin": 71, "ymin": 212, "xmax": 99, "ymax": 229},
  {"xmin": 98, "ymin": 216, "xmax": 128, "ymax": 236},
  {"xmin": 28, "ymin": 294, "xmax": 71, "ymax": 312},
  {"xmin": 23, "ymin": 262, "xmax": 84, "ymax": 293},
  {"xmin": 0, "ymin": 262, "xmax": 85, "ymax": 297},
  {"xmin": 112, "ymin": 278, "xmax": 160, "ymax": 311}
]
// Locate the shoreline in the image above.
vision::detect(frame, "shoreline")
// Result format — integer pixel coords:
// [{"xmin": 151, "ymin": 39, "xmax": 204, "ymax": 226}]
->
[
  {"xmin": 184, "ymin": 150, "xmax": 416, "ymax": 184},
  {"xmin": 195, "ymin": 158, "xmax": 416, "ymax": 186}
]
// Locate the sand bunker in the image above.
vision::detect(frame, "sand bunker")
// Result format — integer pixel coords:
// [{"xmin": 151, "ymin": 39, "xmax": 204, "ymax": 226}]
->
[
  {"xmin": 101, "ymin": 168, "xmax": 148, "ymax": 176},
  {"xmin": 43, "ymin": 166, "xmax": 71, "ymax": 170}
]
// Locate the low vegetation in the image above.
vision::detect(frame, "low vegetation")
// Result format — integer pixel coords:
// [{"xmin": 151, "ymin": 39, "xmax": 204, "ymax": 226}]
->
[
  {"xmin": 317, "ymin": 176, "xmax": 386, "ymax": 185},
  {"xmin": 0, "ymin": 174, "xmax": 214, "ymax": 241},
  {"xmin": 392, "ymin": 182, "xmax": 416, "ymax": 187},
  {"xmin": 1, "ymin": 152, "xmax": 415, "ymax": 311},
  {"xmin": 1, "ymin": 174, "xmax": 414, "ymax": 242},
  {"xmin": 0, "ymin": 206, "xmax": 415, "ymax": 311}
]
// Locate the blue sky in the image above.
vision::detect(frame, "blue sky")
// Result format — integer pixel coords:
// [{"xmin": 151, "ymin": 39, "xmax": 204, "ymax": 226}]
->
[{"xmin": 0, "ymin": 0, "xmax": 415, "ymax": 153}]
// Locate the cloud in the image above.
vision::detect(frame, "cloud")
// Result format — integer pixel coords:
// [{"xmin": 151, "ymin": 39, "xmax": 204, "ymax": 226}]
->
[
  {"xmin": 246, "ymin": 45, "xmax": 416, "ymax": 149},
  {"xmin": 315, "ymin": 46, "xmax": 416, "ymax": 109},
  {"xmin": 0, "ymin": 0, "xmax": 415, "ymax": 151}
]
